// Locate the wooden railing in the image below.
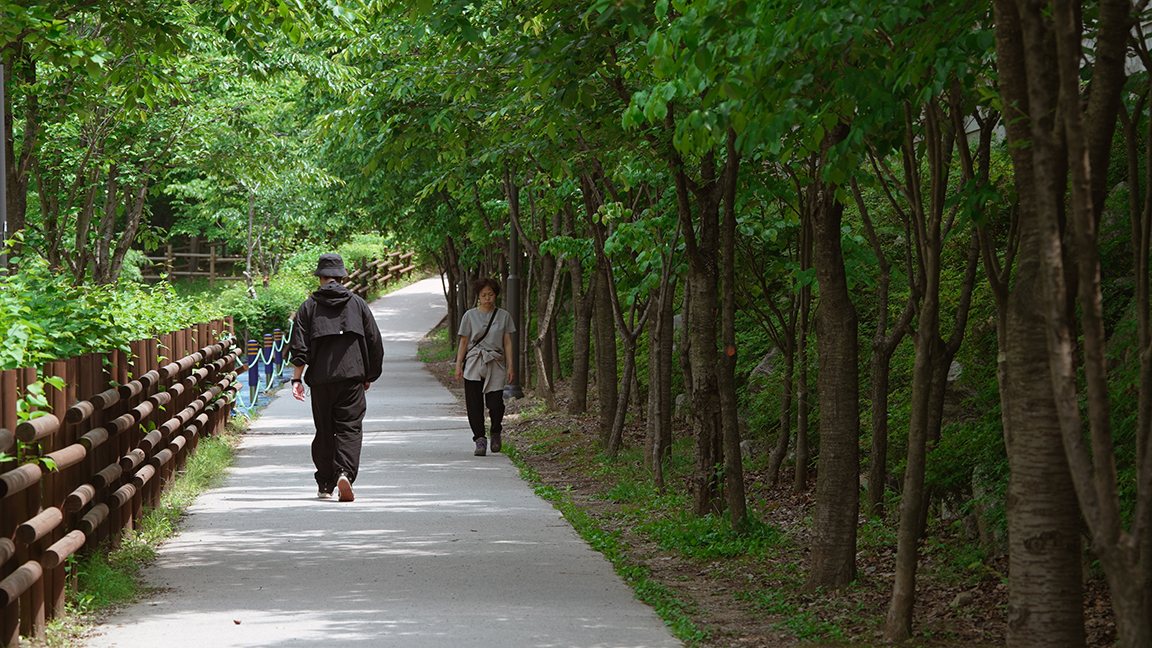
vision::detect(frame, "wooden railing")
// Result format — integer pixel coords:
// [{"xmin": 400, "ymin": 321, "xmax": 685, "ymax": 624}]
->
[
  {"xmin": 0, "ymin": 319, "xmax": 241, "ymax": 647},
  {"xmin": 140, "ymin": 243, "xmax": 246, "ymax": 288},
  {"xmin": 344, "ymin": 251, "xmax": 418, "ymax": 298},
  {"xmin": 143, "ymin": 246, "xmax": 420, "ymax": 293}
]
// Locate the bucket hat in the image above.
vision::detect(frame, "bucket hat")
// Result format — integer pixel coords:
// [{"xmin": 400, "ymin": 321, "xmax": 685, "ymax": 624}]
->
[{"xmin": 314, "ymin": 253, "xmax": 348, "ymax": 277}]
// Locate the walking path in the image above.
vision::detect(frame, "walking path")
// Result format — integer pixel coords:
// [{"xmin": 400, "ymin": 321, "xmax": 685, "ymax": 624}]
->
[{"xmin": 85, "ymin": 277, "xmax": 681, "ymax": 648}]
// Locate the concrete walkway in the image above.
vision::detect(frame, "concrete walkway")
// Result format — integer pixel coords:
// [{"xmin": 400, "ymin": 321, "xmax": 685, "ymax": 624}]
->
[{"xmin": 85, "ymin": 277, "xmax": 681, "ymax": 648}]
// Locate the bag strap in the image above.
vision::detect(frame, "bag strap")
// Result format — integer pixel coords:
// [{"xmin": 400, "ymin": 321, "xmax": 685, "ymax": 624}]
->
[{"xmin": 468, "ymin": 309, "xmax": 498, "ymax": 352}]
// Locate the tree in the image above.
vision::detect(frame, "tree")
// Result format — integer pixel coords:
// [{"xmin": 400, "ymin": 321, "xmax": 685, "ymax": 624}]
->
[
  {"xmin": 992, "ymin": 0, "xmax": 1089, "ymax": 644},
  {"xmin": 1024, "ymin": 0, "xmax": 1150, "ymax": 644},
  {"xmin": 2, "ymin": 0, "xmax": 313, "ymax": 282}
]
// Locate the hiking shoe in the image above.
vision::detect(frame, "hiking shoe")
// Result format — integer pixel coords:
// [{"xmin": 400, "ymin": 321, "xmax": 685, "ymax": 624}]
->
[
  {"xmin": 336, "ymin": 473, "xmax": 355, "ymax": 502},
  {"xmin": 474, "ymin": 438, "xmax": 487, "ymax": 456},
  {"xmin": 490, "ymin": 431, "xmax": 502, "ymax": 453}
]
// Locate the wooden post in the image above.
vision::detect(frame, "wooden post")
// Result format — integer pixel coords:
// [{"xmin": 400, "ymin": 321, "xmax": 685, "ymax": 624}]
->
[
  {"xmin": 43, "ymin": 360, "xmax": 68, "ymax": 622},
  {"xmin": 17, "ymin": 368, "xmax": 39, "ymax": 639},
  {"xmin": 210, "ymin": 245, "xmax": 217, "ymax": 290},
  {"xmin": 1, "ymin": 369, "xmax": 19, "ymax": 648}
]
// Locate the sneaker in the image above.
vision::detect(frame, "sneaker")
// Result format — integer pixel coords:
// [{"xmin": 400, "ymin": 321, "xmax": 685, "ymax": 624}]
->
[
  {"xmin": 490, "ymin": 431, "xmax": 502, "ymax": 453},
  {"xmin": 318, "ymin": 489, "xmax": 333, "ymax": 500},
  {"xmin": 474, "ymin": 438, "xmax": 487, "ymax": 456},
  {"xmin": 336, "ymin": 473, "xmax": 355, "ymax": 502}
]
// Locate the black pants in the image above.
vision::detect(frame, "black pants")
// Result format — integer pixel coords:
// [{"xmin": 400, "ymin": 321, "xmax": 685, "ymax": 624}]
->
[
  {"xmin": 310, "ymin": 379, "xmax": 366, "ymax": 489},
  {"xmin": 463, "ymin": 379, "xmax": 505, "ymax": 441}
]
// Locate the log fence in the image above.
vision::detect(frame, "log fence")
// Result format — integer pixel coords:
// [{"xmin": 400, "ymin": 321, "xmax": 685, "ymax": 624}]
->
[
  {"xmin": 344, "ymin": 251, "xmax": 417, "ymax": 299},
  {"xmin": 140, "ymin": 242, "xmax": 246, "ymax": 288},
  {"xmin": 0, "ymin": 318, "xmax": 242, "ymax": 647}
]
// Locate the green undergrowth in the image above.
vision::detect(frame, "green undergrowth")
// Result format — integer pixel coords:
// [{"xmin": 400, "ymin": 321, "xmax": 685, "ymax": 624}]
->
[
  {"xmin": 46, "ymin": 422, "xmax": 243, "ymax": 647},
  {"xmin": 417, "ymin": 322, "xmax": 457, "ymax": 364},
  {"xmin": 501, "ymin": 412, "xmax": 892, "ymax": 646}
]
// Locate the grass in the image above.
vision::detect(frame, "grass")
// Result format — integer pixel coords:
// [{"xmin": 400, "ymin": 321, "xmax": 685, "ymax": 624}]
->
[
  {"xmin": 501, "ymin": 408, "xmax": 898, "ymax": 646},
  {"xmin": 639, "ymin": 512, "xmax": 786, "ymax": 561},
  {"xmin": 45, "ymin": 423, "xmax": 243, "ymax": 647},
  {"xmin": 417, "ymin": 324, "xmax": 457, "ymax": 364}
]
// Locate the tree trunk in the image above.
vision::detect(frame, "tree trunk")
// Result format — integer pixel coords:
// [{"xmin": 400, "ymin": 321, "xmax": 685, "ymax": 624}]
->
[
  {"xmin": 107, "ymin": 184, "xmax": 142, "ymax": 283},
  {"xmin": 885, "ymin": 98, "xmax": 956, "ymax": 640},
  {"xmin": 1037, "ymin": 0, "xmax": 1149, "ymax": 644},
  {"xmin": 607, "ymin": 335, "xmax": 637, "ymax": 457},
  {"xmin": 93, "ymin": 165, "xmax": 120, "ymax": 283},
  {"xmin": 646, "ymin": 301, "xmax": 663, "ymax": 472},
  {"xmin": 687, "ymin": 252, "xmax": 723, "ymax": 516},
  {"xmin": 4, "ymin": 56, "xmax": 36, "ymax": 263},
  {"xmin": 853, "ymin": 177, "xmax": 915, "ymax": 519},
  {"xmin": 245, "ymin": 188, "xmax": 256, "ymax": 293},
  {"xmin": 646, "ymin": 275, "xmax": 676, "ymax": 489},
  {"xmin": 994, "ymin": 2, "xmax": 1086, "ymax": 644},
  {"xmin": 561, "ymin": 203, "xmax": 594, "ymax": 414},
  {"xmin": 885, "ymin": 310, "xmax": 940, "ymax": 641},
  {"xmin": 805, "ymin": 123, "xmax": 859, "ymax": 590},
  {"xmin": 593, "ymin": 262, "xmax": 617, "ymax": 447},
  {"xmin": 766, "ymin": 336, "xmax": 795, "ymax": 486},
  {"xmin": 794, "ymin": 288, "xmax": 811, "ymax": 493},
  {"xmin": 568, "ymin": 265, "xmax": 595, "ymax": 415},
  {"xmin": 1003, "ymin": 232, "xmax": 1085, "ymax": 648},
  {"xmin": 720, "ymin": 130, "xmax": 746, "ymax": 530},
  {"xmin": 533, "ymin": 264, "xmax": 564, "ymax": 410},
  {"xmin": 1125, "ymin": 75, "xmax": 1152, "ymax": 631}
]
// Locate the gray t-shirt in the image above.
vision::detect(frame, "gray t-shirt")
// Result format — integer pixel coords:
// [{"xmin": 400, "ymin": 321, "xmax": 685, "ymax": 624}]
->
[{"xmin": 459, "ymin": 307, "xmax": 515, "ymax": 353}]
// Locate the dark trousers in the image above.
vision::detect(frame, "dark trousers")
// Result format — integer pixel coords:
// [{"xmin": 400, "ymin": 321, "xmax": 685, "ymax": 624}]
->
[
  {"xmin": 463, "ymin": 378, "xmax": 505, "ymax": 441},
  {"xmin": 310, "ymin": 379, "xmax": 366, "ymax": 489}
]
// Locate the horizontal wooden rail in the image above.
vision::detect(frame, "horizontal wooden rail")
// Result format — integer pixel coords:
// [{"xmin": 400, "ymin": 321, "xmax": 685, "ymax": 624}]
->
[
  {"xmin": 143, "ymin": 254, "xmax": 246, "ymax": 262},
  {"xmin": 344, "ymin": 252, "xmax": 420, "ymax": 300},
  {"xmin": 0, "ymin": 317, "xmax": 239, "ymax": 646}
]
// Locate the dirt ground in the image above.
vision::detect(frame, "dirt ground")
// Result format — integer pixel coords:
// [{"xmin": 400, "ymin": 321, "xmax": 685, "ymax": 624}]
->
[{"xmin": 418, "ymin": 331, "xmax": 1116, "ymax": 648}]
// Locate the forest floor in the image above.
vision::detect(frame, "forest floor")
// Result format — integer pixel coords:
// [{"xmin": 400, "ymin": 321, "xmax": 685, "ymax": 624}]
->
[{"xmin": 418, "ymin": 326, "xmax": 1116, "ymax": 648}]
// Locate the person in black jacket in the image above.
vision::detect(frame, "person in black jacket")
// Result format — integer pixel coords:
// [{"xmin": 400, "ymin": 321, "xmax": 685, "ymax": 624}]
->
[{"xmin": 287, "ymin": 253, "xmax": 384, "ymax": 502}]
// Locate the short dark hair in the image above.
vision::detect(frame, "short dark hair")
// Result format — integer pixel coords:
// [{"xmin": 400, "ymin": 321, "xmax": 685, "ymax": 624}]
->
[{"xmin": 472, "ymin": 277, "xmax": 501, "ymax": 297}]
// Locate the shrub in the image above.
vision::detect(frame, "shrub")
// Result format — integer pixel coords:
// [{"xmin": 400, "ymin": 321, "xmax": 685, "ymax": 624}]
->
[{"xmin": 0, "ymin": 255, "xmax": 128, "ymax": 368}]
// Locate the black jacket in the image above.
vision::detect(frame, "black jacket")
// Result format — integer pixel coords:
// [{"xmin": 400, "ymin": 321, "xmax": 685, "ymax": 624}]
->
[{"xmin": 288, "ymin": 282, "xmax": 384, "ymax": 386}]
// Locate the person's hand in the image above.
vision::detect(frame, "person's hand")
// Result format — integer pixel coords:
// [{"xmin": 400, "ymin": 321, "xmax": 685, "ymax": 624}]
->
[
  {"xmin": 364, "ymin": 382, "xmax": 371, "ymax": 391},
  {"xmin": 455, "ymin": 364, "xmax": 463, "ymax": 383},
  {"xmin": 506, "ymin": 368, "xmax": 514, "ymax": 384},
  {"xmin": 292, "ymin": 381, "xmax": 306, "ymax": 401}
]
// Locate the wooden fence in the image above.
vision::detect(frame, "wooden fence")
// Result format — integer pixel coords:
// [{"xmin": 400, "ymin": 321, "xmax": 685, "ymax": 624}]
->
[
  {"xmin": 140, "ymin": 243, "xmax": 246, "ymax": 288},
  {"xmin": 344, "ymin": 251, "xmax": 417, "ymax": 298},
  {"xmin": 0, "ymin": 318, "xmax": 241, "ymax": 647},
  {"xmin": 142, "ymin": 246, "xmax": 420, "ymax": 293}
]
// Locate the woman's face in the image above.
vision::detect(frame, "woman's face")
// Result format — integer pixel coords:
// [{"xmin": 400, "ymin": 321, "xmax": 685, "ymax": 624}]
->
[{"xmin": 478, "ymin": 286, "xmax": 496, "ymax": 306}]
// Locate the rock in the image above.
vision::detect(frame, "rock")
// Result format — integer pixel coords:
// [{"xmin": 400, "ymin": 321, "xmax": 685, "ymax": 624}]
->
[
  {"xmin": 944, "ymin": 359, "xmax": 963, "ymax": 380},
  {"xmin": 951, "ymin": 591, "xmax": 975, "ymax": 608},
  {"xmin": 740, "ymin": 440, "xmax": 760, "ymax": 459},
  {"xmin": 947, "ymin": 360, "xmax": 963, "ymax": 382},
  {"xmin": 749, "ymin": 349, "xmax": 778, "ymax": 394},
  {"xmin": 674, "ymin": 393, "xmax": 691, "ymax": 420}
]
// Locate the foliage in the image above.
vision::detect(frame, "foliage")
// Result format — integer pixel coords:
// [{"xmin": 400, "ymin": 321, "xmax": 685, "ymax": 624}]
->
[
  {"xmin": 107, "ymin": 281, "xmax": 226, "ymax": 342},
  {"xmin": 215, "ymin": 280, "xmax": 310, "ymax": 343},
  {"xmin": 3, "ymin": 0, "xmax": 320, "ymax": 284},
  {"xmin": 0, "ymin": 253, "xmax": 127, "ymax": 369},
  {"xmin": 639, "ymin": 512, "xmax": 785, "ymax": 561}
]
